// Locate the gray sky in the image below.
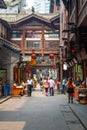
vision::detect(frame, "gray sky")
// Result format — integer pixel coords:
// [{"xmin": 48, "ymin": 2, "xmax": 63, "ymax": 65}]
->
[{"xmin": 26, "ymin": 0, "xmax": 34, "ymax": 8}]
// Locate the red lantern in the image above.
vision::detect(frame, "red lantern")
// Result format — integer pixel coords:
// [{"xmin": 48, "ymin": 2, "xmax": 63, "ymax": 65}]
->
[
  {"xmin": 49, "ymin": 54, "xmax": 54, "ymax": 59},
  {"xmin": 71, "ymin": 48, "xmax": 75, "ymax": 53},
  {"xmin": 31, "ymin": 53, "xmax": 36, "ymax": 59}
]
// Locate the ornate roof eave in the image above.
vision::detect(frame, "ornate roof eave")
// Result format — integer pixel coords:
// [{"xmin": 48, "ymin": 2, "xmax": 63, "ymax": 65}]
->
[
  {"xmin": 0, "ymin": 0, "xmax": 7, "ymax": 9},
  {"xmin": 50, "ymin": 14, "xmax": 60, "ymax": 22},
  {"xmin": 0, "ymin": 18, "xmax": 11, "ymax": 29},
  {"xmin": 62, "ymin": 0, "xmax": 68, "ymax": 10},
  {"xmin": 9, "ymin": 13, "xmax": 59, "ymax": 30},
  {"xmin": 0, "ymin": 37, "xmax": 21, "ymax": 52},
  {"xmin": 50, "ymin": 15, "xmax": 60, "ymax": 28},
  {"xmin": 10, "ymin": 13, "xmax": 51, "ymax": 26}
]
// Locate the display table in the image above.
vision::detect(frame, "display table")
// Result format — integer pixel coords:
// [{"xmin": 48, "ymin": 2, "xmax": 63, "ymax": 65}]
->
[
  {"xmin": 13, "ymin": 86, "xmax": 24, "ymax": 96},
  {"xmin": 74, "ymin": 87, "xmax": 87, "ymax": 104}
]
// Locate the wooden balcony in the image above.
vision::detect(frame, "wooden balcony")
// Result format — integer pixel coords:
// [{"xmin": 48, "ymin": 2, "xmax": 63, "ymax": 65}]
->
[{"xmin": 21, "ymin": 49, "xmax": 59, "ymax": 55}]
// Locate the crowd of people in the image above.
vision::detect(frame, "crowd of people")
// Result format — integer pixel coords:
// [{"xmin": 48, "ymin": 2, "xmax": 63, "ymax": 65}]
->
[
  {"xmin": 0, "ymin": 74, "xmax": 85, "ymax": 104},
  {"xmin": 26, "ymin": 76, "xmax": 56, "ymax": 97},
  {"xmin": 24, "ymin": 75, "xmax": 85, "ymax": 104}
]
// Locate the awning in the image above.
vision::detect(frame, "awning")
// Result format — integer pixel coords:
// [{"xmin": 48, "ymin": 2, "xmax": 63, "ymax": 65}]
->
[{"xmin": 62, "ymin": 0, "xmax": 68, "ymax": 10}]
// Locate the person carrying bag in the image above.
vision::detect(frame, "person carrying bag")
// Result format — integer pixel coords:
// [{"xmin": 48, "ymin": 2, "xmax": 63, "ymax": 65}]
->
[
  {"xmin": 27, "ymin": 77, "xmax": 34, "ymax": 97},
  {"xmin": 66, "ymin": 78, "xmax": 75, "ymax": 103}
]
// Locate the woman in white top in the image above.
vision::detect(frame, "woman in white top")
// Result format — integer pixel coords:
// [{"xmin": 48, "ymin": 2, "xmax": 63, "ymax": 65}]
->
[{"xmin": 27, "ymin": 77, "xmax": 34, "ymax": 96}]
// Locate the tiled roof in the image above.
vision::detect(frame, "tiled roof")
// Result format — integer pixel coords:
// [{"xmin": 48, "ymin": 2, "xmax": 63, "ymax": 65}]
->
[
  {"xmin": 0, "ymin": 12, "xmax": 60, "ymax": 23},
  {"xmin": 0, "ymin": 18, "xmax": 11, "ymax": 29},
  {"xmin": 0, "ymin": 37, "xmax": 21, "ymax": 52}
]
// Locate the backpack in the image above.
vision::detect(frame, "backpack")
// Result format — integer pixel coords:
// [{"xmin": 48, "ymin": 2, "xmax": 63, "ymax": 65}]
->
[
  {"xmin": 67, "ymin": 81, "xmax": 74, "ymax": 93},
  {"xmin": 67, "ymin": 81, "xmax": 73, "ymax": 88}
]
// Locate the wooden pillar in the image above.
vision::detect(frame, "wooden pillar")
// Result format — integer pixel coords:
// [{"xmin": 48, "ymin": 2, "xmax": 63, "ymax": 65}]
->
[
  {"xmin": 60, "ymin": 48, "xmax": 63, "ymax": 81},
  {"xmin": 14, "ymin": 67, "xmax": 18, "ymax": 82},
  {"xmin": 18, "ymin": 68, "xmax": 21, "ymax": 84},
  {"xmin": 41, "ymin": 25, "xmax": 44, "ymax": 60},
  {"xmin": 21, "ymin": 29, "xmax": 26, "ymax": 56}
]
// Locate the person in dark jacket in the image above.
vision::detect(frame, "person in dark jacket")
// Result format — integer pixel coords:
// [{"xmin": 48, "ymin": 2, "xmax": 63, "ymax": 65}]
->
[
  {"xmin": 75, "ymin": 76, "xmax": 82, "ymax": 86},
  {"xmin": 66, "ymin": 78, "xmax": 75, "ymax": 103}
]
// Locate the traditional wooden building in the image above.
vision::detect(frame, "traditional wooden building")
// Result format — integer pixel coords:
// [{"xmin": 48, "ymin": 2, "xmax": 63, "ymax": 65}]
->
[
  {"xmin": 0, "ymin": 18, "xmax": 21, "ymax": 92},
  {"xmin": 61, "ymin": 0, "xmax": 87, "ymax": 84},
  {"xmin": 0, "ymin": 11, "xmax": 60, "ymax": 82},
  {"xmin": 60, "ymin": 0, "xmax": 68, "ymax": 80},
  {"xmin": 0, "ymin": 1, "xmax": 21, "ymax": 90}
]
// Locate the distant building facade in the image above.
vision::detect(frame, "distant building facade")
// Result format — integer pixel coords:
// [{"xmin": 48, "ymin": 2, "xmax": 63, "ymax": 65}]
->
[
  {"xmin": 33, "ymin": 0, "xmax": 50, "ymax": 14},
  {"xmin": 0, "ymin": 0, "xmax": 26, "ymax": 14},
  {"xmin": 50, "ymin": 0, "xmax": 60, "ymax": 13}
]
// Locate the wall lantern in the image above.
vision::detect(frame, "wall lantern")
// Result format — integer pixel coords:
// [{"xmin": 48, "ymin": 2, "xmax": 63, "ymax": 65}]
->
[
  {"xmin": 31, "ymin": 53, "xmax": 36, "ymax": 59},
  {"xmin": 71, "ymin": 48, "xmax": 75, "ymax": 53},
  {"xmin": 63, "ymin": 63, "xmax": 67, "ymax": 70},
  {"xmin": 70, "ymin": 41, "xmax": 76, "ymax": 54},
  {"xmin": 49, "ymin": 54, "xmax": 54, "ymax": 59}
]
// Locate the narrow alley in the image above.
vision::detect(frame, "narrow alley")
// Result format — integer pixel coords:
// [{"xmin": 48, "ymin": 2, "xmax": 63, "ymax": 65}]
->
[{"xmin": 0, "ymin": 90, "xmax": 87, "ymax": 130}]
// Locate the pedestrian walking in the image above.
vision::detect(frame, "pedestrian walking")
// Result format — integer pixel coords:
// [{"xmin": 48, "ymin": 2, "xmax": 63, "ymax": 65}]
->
[
  {"xmin": 39, "ymin": 77, "xmax": 43, "ymax": 89},
  {"xmin": 61, "ymin": 78, "xmax": 67, "ymax": 94},
  {"xmin": 48, "ymin": 77, "xmax": 55, "ymax": 96},
  {"xmin": 43, "ymin": 77, "xmax": 49, "ymax": 96},
  {"xmin": 26, "ymin": 76, "xmax": 34, "ymax": 96},
  {"xmin": 66, "ymin": 78, "xmax": 75, "ymax": 103}
]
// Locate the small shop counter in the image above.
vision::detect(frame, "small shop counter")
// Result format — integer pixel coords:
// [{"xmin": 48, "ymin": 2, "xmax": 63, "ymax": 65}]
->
[
  {"xmin": 74, "ymin": 87, "xmax": 87, "ymax": 104},
  {"xmin": 13, "ymin": 85, "xmax": 24, "ymax": 96}
]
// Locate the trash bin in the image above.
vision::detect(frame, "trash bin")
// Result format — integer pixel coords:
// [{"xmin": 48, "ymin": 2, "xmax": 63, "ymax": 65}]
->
[{"xmin": 4, "ymin": 84, "xmax": 10, "ymax": 96}]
